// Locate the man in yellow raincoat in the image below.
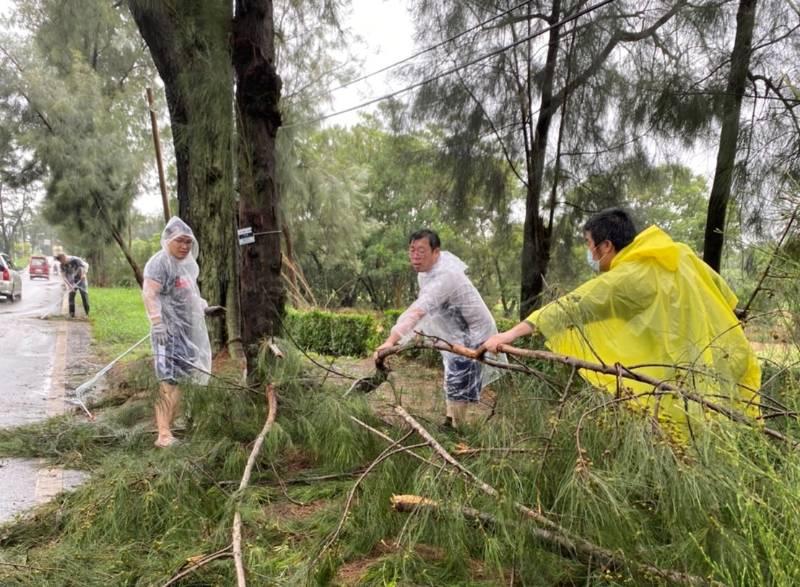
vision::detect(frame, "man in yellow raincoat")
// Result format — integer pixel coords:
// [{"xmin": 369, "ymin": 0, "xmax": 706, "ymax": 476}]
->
[{"xmin": 483, "ymin": 208, "xmax": 760, "ymax": 431}]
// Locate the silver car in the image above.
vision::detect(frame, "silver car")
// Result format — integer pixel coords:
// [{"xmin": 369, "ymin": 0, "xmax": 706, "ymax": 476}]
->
[{"xmin": 0, "ymin": 253, "xmax": 22, "ymax": 302}]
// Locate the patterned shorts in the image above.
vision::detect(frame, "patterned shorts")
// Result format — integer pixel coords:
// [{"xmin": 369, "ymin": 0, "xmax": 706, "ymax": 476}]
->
[
  {"xmin": 152, "ymin": 332, "xmax": 196, "ymax": 384},
  {"xmin": 443, "ymin": 355, "xmax": 483, "ymax": 402}
]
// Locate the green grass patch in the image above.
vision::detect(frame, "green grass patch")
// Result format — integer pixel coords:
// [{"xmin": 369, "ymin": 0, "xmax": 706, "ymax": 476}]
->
[{"xmin": 88, "ymin": 287, "xmax": 150, "ymax": 359}]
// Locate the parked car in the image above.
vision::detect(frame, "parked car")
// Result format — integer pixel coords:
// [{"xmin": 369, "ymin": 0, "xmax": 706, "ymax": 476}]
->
[
  {"xmin": 0, "ymin": 253, "xmax": 22, "ymax": 302},
  {"xmin": 29, "ymin": 255, "xmax": 51, "ymax": 280}
]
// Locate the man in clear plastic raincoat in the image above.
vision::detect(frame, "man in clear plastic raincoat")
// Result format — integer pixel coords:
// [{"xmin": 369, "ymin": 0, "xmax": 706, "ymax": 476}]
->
[
  {"xmin": 56, "ymin": 253, "xmax": 90, "ymax": 318},
  {"xmin": 374, "ymin": 229, "xmax": 503, "ymax": 429},
  {"xmin": 142, "ymin": 217, "xmax": 222, "ymax": 448},
  {"xmin": 483, "ymin": 208, "xmax": 761, "ymax": 434}
]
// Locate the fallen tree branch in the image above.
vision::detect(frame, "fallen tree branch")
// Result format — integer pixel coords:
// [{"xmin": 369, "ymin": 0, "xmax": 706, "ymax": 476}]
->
[
  {"xmin": 349, "ymin": 415, "xmax": 441, "ymax": 468},
  {"xmin": 0, "ymin": 561, "xmax": 62, "ymax": 573},
  {"xmin": 391, "ymin": 494, "xmax": 496, "ymax": 528},
  {"xmin": 162, "ymin": 545, "xmax": 233, "ymax": 587},
  {"xmin": 267, "ymin": 337, "xmax": 285, "ymax": 359},
  {"xmin": 394, "ymin": 405, "xmax": 718, "ymax": 586},
  {"xmin": 233, "ymin": 383, "xmax": 278, "ymax": 587},
  {"xmin": 453, "ymin": 444, "xmax": 539, "ymax": 456},
  {"xmin": 496, "ymin": 344, "xmax": 794, "ymax": 446},
  {"xmin": 375, "ymin": 340, "xmax": 796, "ymax": 447},
  {"xmin": 310, "ymin": 432, "xmax": 427, "ymax": 569},
  {"xmin": 740, "ymin": 204, "xmax": 799, "ymax": 318}
]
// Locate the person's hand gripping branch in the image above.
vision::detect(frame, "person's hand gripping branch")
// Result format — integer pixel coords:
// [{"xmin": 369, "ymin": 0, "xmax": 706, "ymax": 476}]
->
[{"xmin": 479, "ymin": 321, "xmax": 535, "ymax": 355}]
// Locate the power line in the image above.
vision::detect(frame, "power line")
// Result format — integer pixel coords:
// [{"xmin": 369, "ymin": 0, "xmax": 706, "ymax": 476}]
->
[
  {"xmin": 327, "ymin": 0, "xmax": 536, "ymax": 94},
  {"xmin": 283, "ymin": 0, "xmax": 615, "ymax": 130}
]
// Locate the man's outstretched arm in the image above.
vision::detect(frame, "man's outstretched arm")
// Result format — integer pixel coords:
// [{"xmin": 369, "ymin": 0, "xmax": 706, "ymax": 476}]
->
[
  {"xmin": 481, "ymin": 321, "xmax": 535, "ymax": 354},
  {"xmin": 373, "ymin": 306, "xmax": 426, "ymax": 359}
]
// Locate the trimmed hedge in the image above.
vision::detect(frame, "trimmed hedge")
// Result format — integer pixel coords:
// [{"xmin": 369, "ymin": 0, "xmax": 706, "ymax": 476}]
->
[{"xmin": 284, "ymin": 309, "xmax": 378, "ymax": 357}]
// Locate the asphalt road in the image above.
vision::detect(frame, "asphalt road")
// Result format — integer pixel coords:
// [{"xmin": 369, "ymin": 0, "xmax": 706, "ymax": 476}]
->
[
  {"xmin": 0, "ymin": 270, "xmax": 87, "ymax": 524},
  {"xmin": 0, "ymin": 272, "xmax": 65, "ymax": 427}
]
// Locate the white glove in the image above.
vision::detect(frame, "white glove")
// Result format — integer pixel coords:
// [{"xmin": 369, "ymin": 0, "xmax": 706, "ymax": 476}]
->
[{"xmin": 151, "ymin": 322, "xmax": 169, "ymax": 345}]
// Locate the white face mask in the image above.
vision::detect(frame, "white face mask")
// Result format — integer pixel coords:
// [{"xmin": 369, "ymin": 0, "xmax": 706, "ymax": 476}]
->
[{"xmin": 586, "ymin": 247, "xmax": 601, "ymax": 273}]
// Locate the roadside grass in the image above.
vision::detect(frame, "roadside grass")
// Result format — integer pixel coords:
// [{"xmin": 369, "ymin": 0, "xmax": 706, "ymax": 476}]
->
[
  {"xmin": 88, "ymin": 287, "xmax": 150, "ymax": 360},
  {"xmin": 2, "ymin": 332, "xmax": 800, "ymax": 583}
]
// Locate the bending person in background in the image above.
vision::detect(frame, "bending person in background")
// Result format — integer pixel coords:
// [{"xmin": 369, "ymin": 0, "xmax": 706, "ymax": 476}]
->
[
  {"xmin": 482, "ymin": 208, "xmax": 761, "ymax": 435},
  {"xmin": 374, "ymin": 229, "xmax": 503, "ymax": 429},
  {"xmin": 56, "ymin": 253, "xmax": 90, "ymax": 318},
  {"xmin": 141, "ymin": 217, "xmax": 224, "ymax": 448}
]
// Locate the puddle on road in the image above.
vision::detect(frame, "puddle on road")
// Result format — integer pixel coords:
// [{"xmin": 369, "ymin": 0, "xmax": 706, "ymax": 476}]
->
[{"xmin": 0, "ymin": 458, "xmax": 88, "ymax": 525}]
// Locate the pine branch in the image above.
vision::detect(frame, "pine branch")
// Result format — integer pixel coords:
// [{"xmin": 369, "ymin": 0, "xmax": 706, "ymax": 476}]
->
[
  {"xmin": 374, "ymin": 339, "xmax": 797, "ymax": 447},
  {"xmin": 393, "ymin": 405, "xmax": 717, "ymax": 586},
  {"xmin": 161, "ymin": 546, "xmax": 233, "ymax": 587}
]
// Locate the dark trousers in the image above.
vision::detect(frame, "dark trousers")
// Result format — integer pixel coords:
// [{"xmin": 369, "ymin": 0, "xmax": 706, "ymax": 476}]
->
[{"xmin": 69, "ymin": 289, "xmax": 90, "ymax": 317}]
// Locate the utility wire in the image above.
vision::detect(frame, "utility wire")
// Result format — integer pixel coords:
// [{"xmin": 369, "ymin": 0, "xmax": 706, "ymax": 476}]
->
[
  {"xmin": 283, "ymin": 0, "xmax": 615, "ymax": 129},
  {"xmin": 327, "ymin": 0, "xmax": 536, "ymax": 94}
]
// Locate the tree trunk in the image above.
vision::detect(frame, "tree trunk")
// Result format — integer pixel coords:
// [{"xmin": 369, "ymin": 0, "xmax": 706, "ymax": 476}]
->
[
  {"xmin": 88, "ymin": 188, "xmax": 144, "ymax": 287},
  {"xmin": 0, "ymin": 185, "xmax": 10, "ymax": 253},
  {"xmin": 703, "ymin": 0, "xmax": 758, "ymax": 271},
  {"xmin": 519, "ymin": 0, "xmax": 561, "ymax": 320},
  {"xmin": 233, "ymin": 0, "xmax": 284, "ymax": 369},
  {"xmin": 109, "ymin": 223, "xmax": 144, "ymax": 287},
  {"xmin": 128, "ymin": 0, "xmax": 240, "ymax": 353}
]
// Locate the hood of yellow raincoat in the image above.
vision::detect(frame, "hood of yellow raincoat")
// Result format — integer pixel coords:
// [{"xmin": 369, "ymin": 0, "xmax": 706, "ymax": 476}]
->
[{"xmin": 610, "ymin": 225, "xmax": 679, "ymax": 273}]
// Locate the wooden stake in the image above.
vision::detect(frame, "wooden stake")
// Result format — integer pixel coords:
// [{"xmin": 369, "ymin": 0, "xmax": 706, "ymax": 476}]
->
[{"xmin": 146, "ymin": 87, "xmax": 170, "ymax": 222}]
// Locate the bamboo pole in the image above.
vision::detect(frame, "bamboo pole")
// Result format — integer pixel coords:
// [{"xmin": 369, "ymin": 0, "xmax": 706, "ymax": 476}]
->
[{"xmin": 146, "ymin": 87, "xmax": 170, "ymax": 222}]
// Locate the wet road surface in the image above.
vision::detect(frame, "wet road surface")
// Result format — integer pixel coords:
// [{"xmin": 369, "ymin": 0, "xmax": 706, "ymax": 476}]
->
[{"xmin": 0, "ymin": 270, "xmax": 90, "ymax": 523}]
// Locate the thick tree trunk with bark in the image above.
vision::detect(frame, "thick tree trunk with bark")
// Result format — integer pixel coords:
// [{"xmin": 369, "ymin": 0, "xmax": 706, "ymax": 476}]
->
[
  {"xmin": 703, "ymin": 0, "xmax": 758, "ymax": 271},
  {"xmin": 128, "ymin": 0, "xmax": 241, "ymax": 353},
  {"xmin": 520, "ymin": 0, "xmax": 560, "ymax": 320},
  {"xmin": 233, "ymin": 0, "xmax": 284, "ymax": 367}
]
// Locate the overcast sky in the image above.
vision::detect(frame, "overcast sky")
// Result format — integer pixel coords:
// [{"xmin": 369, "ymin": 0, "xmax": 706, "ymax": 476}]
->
[{"xmin": 327, "ymin": 0, "xmax": 415, "ymax": 126}]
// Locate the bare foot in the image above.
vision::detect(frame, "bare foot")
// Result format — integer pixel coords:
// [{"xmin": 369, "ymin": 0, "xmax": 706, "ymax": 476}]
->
[{"xmin": 154, "ymin": 436, "xmax": 180, "ymax": 448}]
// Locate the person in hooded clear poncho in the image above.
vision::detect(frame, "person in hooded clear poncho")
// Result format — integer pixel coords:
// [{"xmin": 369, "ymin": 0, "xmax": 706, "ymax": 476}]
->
[
  {"xmin": 483, "ymin": 208, "xmax": 761, "ymax": 438},
  {"xmin": 374, "ymin": 229, "xmax": 504, "ymax": 429},
  {"xmin": 142, "ymin": 217, "xmax": 220, "ymax": 448}
]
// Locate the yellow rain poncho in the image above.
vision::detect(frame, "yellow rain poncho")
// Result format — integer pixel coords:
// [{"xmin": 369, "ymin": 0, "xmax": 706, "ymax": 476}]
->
[{"xmin": 526, "ymin": 226, "xmax": 760, "ymax": 429}]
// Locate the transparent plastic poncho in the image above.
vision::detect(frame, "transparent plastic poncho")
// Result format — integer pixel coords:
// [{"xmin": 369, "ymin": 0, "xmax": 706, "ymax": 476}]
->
[
  {"xmin": 142, "ymin": 217, "xmax": 211, "ymax": 385},
  {"xmin": 526, "ymin": 225, "xmax": 761, "ymax": 433},
  {"xmin": 63, "ymin": 256, "xmax": 89, "ymax": 292},
  {"xmin": 391, "ymin": 251, "xmax": 504, "ymax": 390}
]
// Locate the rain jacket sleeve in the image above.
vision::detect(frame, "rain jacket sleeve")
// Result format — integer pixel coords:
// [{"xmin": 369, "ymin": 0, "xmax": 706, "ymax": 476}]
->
[
  {"xmin": 142, "ymin": 277, "xmax": 163, "ymax": 323},
  {"xmin": 390, "ymin": 274, "xmax": 453, "ymax": 340}
]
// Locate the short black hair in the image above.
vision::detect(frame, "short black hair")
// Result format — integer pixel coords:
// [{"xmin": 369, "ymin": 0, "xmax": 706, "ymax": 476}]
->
[
  {"xmin": 583, "ymin": 208, "xmax": 637, "ymax": 251},
  {"xmin": 408, "ymin": 229, "xmax": 441, "ymax": 250}
]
